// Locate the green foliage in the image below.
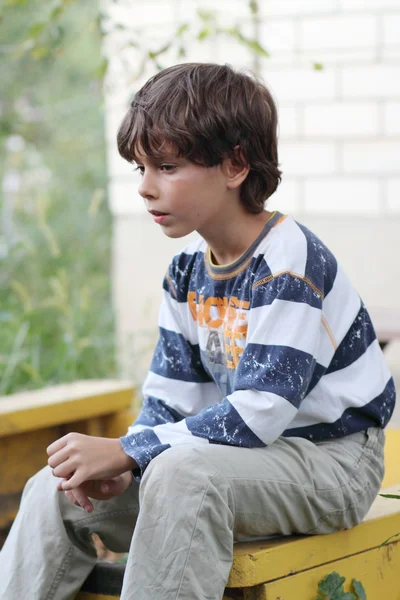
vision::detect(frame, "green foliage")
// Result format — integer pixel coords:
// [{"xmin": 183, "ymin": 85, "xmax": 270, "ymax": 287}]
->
[
  {"xmin": 1, "ymin": 0, "xmax": 116, "ymax": 394},
  {"xmin": 2, "ymin": 0, "xmax": 270, "ymax": 81},
  {"xmin": 379, "ymin": 493, "xmax": 400, "ymax": 499},
  {"xmin": 316, "ymin": 572, "xmax": 367, "ymax": 600},
  {"xmin": 379, "ymin": 491, "xmax": 400, "ymax": 545}
]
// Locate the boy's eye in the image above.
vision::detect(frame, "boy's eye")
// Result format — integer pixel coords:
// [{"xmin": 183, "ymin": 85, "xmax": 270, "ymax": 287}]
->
[
  {"xmin": 160, "ymin": 164, "xmax": 176, "ymax": 172},
  {"xmin": 134, "ymin": 165, "xmax": 144, "ymax": 175}
]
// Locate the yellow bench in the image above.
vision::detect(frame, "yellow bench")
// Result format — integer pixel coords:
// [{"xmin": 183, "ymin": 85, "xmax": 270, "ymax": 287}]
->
[
  {"xmin": 1, "ymin": 382, "xmax": 399, "ymax": 598},
  {"xmin": 0, "ymin": 380, "xmax": 135, "ymax": 531}
]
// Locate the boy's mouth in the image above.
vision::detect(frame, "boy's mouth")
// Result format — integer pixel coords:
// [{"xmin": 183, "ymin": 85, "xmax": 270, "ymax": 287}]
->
[{"xmin": 149, "ymin": 210, "xmax": 168, "ymax": 216}]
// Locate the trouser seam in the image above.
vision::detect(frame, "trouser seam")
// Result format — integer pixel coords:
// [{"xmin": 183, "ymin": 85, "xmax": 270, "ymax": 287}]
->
[
  {"xmin": 44, "ymin": 546, "xmax": 74, "ymax": 600},
  {"xmin": 305, "ymin": 481, "xmax": 372, "ymax": 535},
  {"xmin": 174, "ymin": 475, "xmax": 217, "ymax": 600},
  {"xmin": 71, "ymin": 506, "xmax": 138, "ymax": 527}
]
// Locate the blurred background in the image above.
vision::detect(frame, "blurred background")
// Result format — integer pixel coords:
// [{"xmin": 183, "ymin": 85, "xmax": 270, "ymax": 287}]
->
[{"xmin": 1, "ymin": 0, "xmax": 399, "ymax": 421}]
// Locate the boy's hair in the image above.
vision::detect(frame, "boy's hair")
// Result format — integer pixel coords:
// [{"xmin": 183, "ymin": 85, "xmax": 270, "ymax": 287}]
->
[{"xmin": 117, "ymin": 63, "xmax": 282, "ymax": 213}]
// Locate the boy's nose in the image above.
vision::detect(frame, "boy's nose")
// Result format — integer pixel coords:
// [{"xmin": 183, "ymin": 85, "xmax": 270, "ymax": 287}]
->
[{"xmin": 138, "ymin": 174, "xmax": 158, "ymax": 200}]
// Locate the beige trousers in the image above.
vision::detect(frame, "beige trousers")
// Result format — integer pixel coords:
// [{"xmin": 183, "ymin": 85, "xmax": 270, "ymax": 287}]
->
[{"xmin": 0, "ymin": 427, "xmax": 384, "ymax": 600}]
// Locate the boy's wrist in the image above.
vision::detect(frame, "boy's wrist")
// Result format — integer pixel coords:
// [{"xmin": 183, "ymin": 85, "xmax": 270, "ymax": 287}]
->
[{"xmin": 115, "ymin": 438, "xmax": 138, "ymax": 471}]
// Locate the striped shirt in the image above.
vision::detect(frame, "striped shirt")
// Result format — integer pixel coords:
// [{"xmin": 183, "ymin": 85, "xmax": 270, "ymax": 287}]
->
[{"xmin": 120, "ymin": 211, "xmax": 396, "ymax": 475}]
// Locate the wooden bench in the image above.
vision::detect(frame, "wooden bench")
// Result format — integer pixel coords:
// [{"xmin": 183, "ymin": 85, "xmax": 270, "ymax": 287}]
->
[{"xmin": 0, "ymin": 380, "xmax": 135, "ymax": 532}]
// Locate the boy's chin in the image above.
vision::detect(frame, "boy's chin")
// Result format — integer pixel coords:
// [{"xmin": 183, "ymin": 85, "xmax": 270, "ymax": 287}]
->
[{"xmin": 161, "ymin": 225, "xmax": 195, "ymax": 239}]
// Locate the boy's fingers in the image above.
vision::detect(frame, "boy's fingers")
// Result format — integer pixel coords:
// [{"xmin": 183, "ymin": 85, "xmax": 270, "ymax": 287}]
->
[
  {"xmin": 71, "ymin": 487, "xmax": 93, "ymax": 513},
  {"xmin": 46, "ymin": 436, "xmax": 68, "ymax": 457},
  {"xmin": 48, "ymin": 446, "xmax": 71, "ymax": 469},
  {"xmin": 61, "ymin": 471, "xmax": 84, "ymax": 491},
  {"xmin": 52, "ymin": 462, "xmax": 74, "ymax": 479},
  {"xmin": 64, "ymin": 491, "xmax": 79, "ymax": 506}
]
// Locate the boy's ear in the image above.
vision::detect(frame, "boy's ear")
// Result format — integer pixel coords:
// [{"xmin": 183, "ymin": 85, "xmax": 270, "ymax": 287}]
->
[{"xmin": 223, "ymin": 146, "xmax": 250, "ymax": 189}]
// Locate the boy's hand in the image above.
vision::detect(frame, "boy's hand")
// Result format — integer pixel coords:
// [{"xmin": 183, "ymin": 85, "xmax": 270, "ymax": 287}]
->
[
  {"xmin": 46, "ymin": 433, "xmax": 137, "ymax": 490},
  {"xmin": 59, "ymin": 473, "xmax": 132, "ymax": 513}
]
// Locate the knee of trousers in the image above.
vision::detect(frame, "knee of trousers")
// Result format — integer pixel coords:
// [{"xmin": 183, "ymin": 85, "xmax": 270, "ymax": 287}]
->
[
  {"xmin": 23, "ymin": 465, "xmax": 66, "ymax": 512},
  {"xmin": 140, "ymin": 445, "xmax": 234, "ymax": 511}
]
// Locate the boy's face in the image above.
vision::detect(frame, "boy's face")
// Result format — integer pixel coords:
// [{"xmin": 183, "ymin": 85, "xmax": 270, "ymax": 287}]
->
[{"xmin": 134, "ymin": 145, "xmax": 235, "ymax": 239}]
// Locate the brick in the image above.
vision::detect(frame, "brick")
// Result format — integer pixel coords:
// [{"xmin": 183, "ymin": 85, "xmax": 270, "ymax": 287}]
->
[
  {"xmin": 263, "ymin": 68, "xmax": 336, "ymax": 102},
  {"xmin": 383, "ymin": 14, "xmax": 400, "ymax": 46},
  {"xmin": 199, "ymin": 0, "xmax": 252, "ymax": 22},
  {"xmin": 268, "ymin": 179, "xmax": 301, "ymax": 213},
  {"xmin": 338, "ymin": 0, "xmax": 400, "ymax": 10},
  {"xmin": 299, "ymin": 47, "xmax": 376, "ymax": 66},
  {"xmin": 383, "ymin": 102, "xmax": 400, "ymax": 136},
  {"xmin": 301, "ymin": 15, "xmax": 377, "ymax": 51},
  {"xmin": 214, "ymin": 37, "xmax": 252, "ymax": 68},
  {"xmin": 280, "ymin": 141, "xmax": 337, "ymax": 176},
  {"xmin": 304, "ymin": 178, "xmax": 381, "ymax": 214},
  {"xmin": 258, "ymin": 0, "xmax": 337, "ymax": 17},
  {"xmin": 387, "ymin": 178, "xmax": 400, "ymax": 213},
  {"xmin": 383, "ymin": 47, "xmax": 400, "ymax": 61},
  {"xmin": 342, "ymin": 141, "xmax": 400, "ymax": 174},
  {"xmin": 108, "ymin": 178, "xmax": 144, "ymax": 216},
  {"xmin": 256, "ymin": 20, "xmax": 296, "ymax": 54},
  {"xmin": 105, "ymin": 104, "xmax": 130, "ymax": 143},
  {"xmin": 107, "ymin": 143, "xmax": 136, "ymax": 178},
  {"xmin": 341, "ymin": 66, "xmax": 400, "ymax": 98},
  {"xmin": 304, "ymin": 102, "xmax": 379, "ymax": 137},
  {"xmin": 277, "ymin": 105, "xmax": 300, "ymax": 138},
  {"xmin": 107, "ymin": 0, "xmax": 179, "ymax": 28}
]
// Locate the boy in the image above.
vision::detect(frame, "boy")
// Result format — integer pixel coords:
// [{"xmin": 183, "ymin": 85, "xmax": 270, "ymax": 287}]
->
[{"xmin": 0, "ymin": 63, "xmax": 396, "ymax": 600}]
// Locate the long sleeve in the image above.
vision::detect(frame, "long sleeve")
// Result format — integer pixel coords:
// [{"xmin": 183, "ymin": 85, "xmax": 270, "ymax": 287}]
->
[{"xmin": 120, "ymin": 271, "xmax": 324, "ymax": 475}]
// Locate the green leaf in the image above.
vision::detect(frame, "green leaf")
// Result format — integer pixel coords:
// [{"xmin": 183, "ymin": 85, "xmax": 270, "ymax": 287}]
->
[
  {"xmin": 222, "ymin": 27, "xmax": 269, "ymax": 58},
  {"xmin": 176, "ymin": 22, "xmax": 189, "ymax": 36},
  {"xmin": 352, "ymin": 579, "xmax": 366, "ymax": 600},
  {"xmin": 313, "ymin": 62, "xmax": 324, "ymax": 70},
  {"xmin": 196, "ymin": 8, "xmax": 216, "ymax": 23},
  {"xmin": 380, "ymin": 532, "xmax": 400, "ymax": 547},
  {"xmin": 50, "ymin": 4, "xmax": 64, "ymax": 20},
  {"xmin": 318, "ymin": 572, "xmax": 346, "ymax": 596},
  {"xmin": 27, "ymin": 22, "xmax": 46, "ymax": 39},
  {"xmin": 197, "ymin": 27, "xmax": 211, "ymax": 41},
  {"xmin": 249, "ymin": 0, "xmax": 259, "ymax": 16},
  {"xmin": 148, "ymin": 41, "xmax": 171, "ymax": 60},
  {"xmin": 379, "ymin": 493, "xmax": 400, "ymax": 499},
  {"xmin": 242, "ymin": 38, "xmax": 269, "ymax": 57},
  {"xmin": 95, "ymin": 57, "xmax": 108, "ymax": 79}
]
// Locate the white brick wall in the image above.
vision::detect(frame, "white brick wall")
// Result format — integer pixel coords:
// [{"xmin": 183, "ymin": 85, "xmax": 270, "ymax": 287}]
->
[
  {"xmin": 342, "ymin": 141, "xmax": 400, "ymax": 173},
  {"xmin": 341, "ymin": 66, "xmax": 400, "ymax": 98},
  {"xmin": 303, "ymin": 101, "xmax": 380, "ymax": 137},
  {"xmin": 300, "ymin": 15, "xmax": 377, "ymax": 51}
]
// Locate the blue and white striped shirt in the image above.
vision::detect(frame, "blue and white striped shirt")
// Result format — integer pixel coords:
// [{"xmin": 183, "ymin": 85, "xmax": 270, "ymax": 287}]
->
[{"xmin": 120, "ymin": 211, "xmax": 396, "ymax": 474}]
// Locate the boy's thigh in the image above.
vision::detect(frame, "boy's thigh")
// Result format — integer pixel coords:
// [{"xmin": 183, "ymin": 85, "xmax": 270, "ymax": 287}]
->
[{"xmin": 192, "ymin": 427, "xmax": 384, "ymax": 538}]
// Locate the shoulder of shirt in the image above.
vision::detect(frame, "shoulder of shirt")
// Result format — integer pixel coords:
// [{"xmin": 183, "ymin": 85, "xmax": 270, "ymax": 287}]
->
[
  {"xmin": 255, "ymin": 214, "xmax": 334, "ymax": 267},
  {"xmin": 166, "ymin": 236, "xmax": 206, "ymax": 282}
]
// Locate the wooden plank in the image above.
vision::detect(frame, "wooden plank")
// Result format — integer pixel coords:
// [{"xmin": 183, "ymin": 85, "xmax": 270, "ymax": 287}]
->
[
  {"xmin": 0, "ymin": 380, "xmax": 134, "ymax": 437},
  {"xmin": 76, "ymin": 594, "xmax": 236, "ymax": 600},
  {"xmin": 256, "ymin": 539, "xmax": 400, "ymax": 600},
  {"xmin": 76, "ymin": 594, "xmax": 118, "ymax": 600},
  {"xmin": 227, "ymin": 485, "xmax": 400, "ymax": 588},
  {"xmin": 382, "ymin": 427, "xmax": 400, "ymax": 488},
  {"xmin": 103, "ymin": 409, "xmax": 137, "ymax": 438}
]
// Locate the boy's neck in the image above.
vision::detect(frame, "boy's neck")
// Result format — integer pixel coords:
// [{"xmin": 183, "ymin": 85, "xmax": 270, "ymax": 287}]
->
[{"xmin": 202, "ymin": 207, "xmax": 275, "ymax": 267}]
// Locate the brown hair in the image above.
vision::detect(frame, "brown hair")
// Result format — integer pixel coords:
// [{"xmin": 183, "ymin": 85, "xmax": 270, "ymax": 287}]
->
[{"xmin": 117, "ymin": 63, "xmax": 282, "ymax": 213}]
